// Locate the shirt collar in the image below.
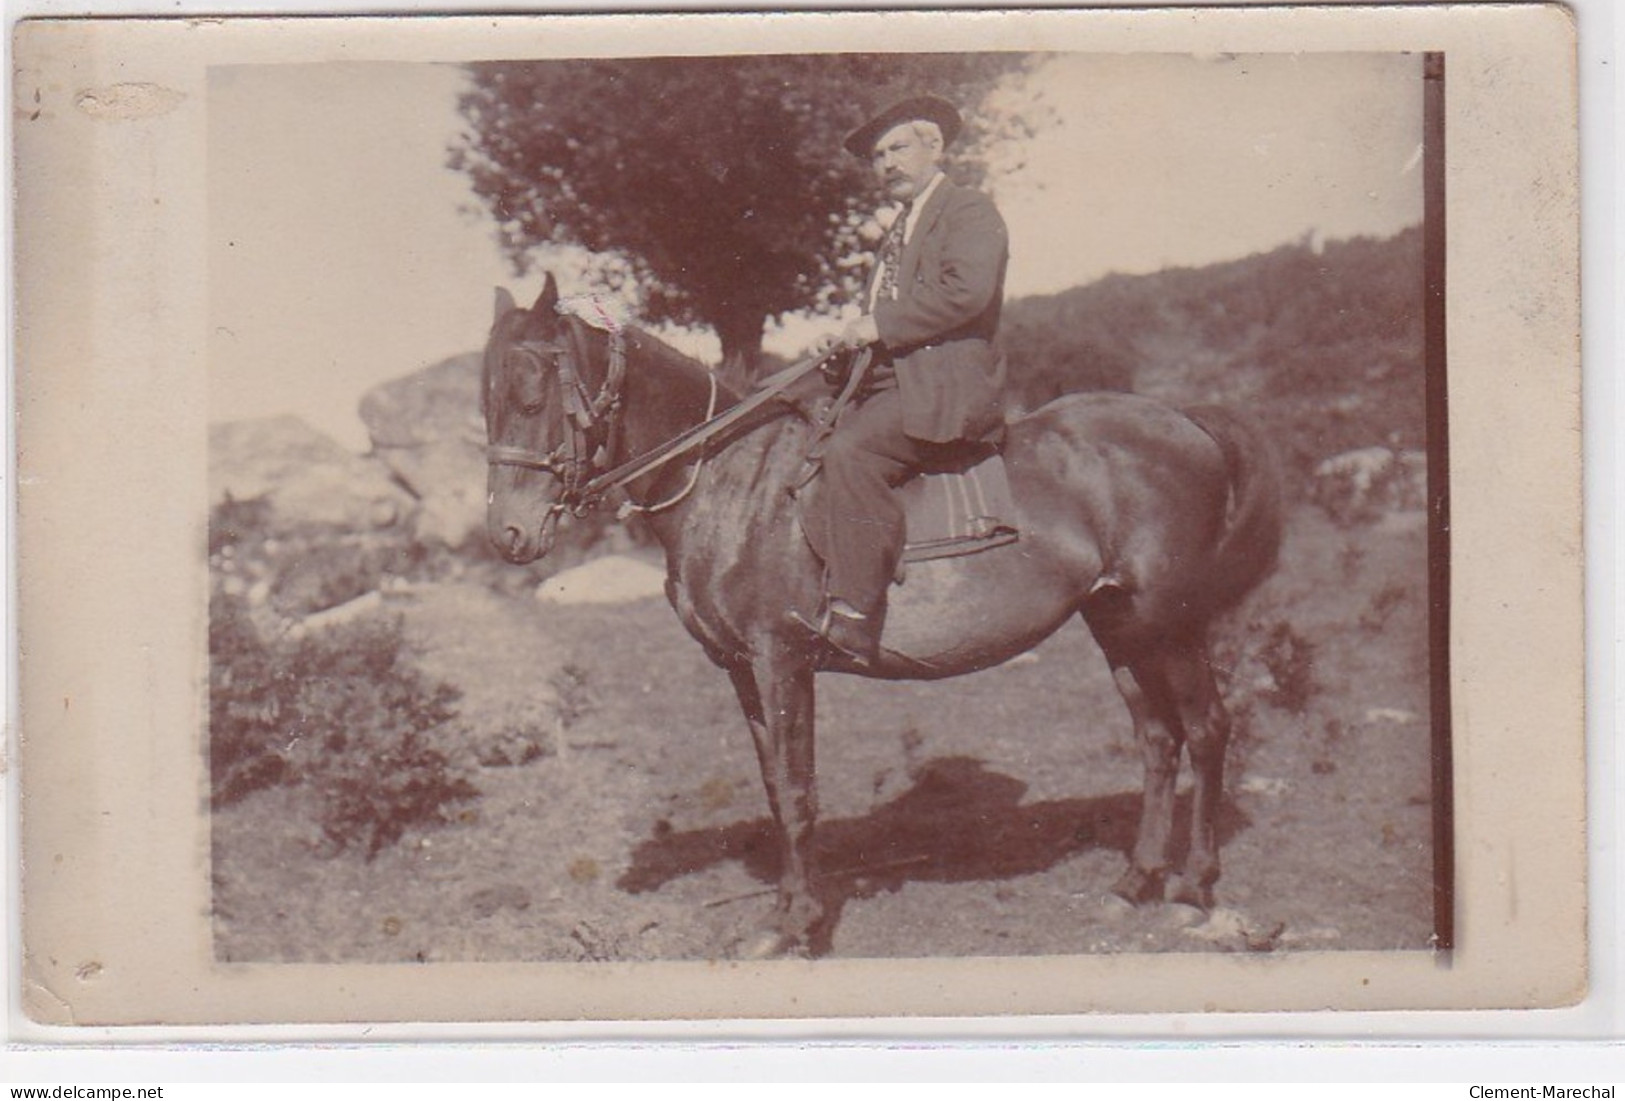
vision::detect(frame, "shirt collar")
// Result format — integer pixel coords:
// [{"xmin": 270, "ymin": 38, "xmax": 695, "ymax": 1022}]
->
[{"xmin": 900, "ymin": 172, "xmax": 945, "ymax": 241}]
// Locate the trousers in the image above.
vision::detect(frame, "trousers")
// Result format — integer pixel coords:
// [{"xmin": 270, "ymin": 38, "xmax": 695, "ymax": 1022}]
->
[{"xmin": 814, "ymin": 383, "xmax": 944, "ymax": 617}]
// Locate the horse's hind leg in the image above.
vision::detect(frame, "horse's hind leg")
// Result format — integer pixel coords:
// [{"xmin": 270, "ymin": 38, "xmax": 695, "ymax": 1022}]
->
[
  {"xmin": 1105, "ymin": 655, "xmax": 1185, "ymax": 905},
  {"xmin": 1160, "ymin": 638, "xmax": 1232, "ymax": 909},
  {"xmin": 726, "ymin": 650, "xmax": 823, "ymax": 959},
  {"xmin": 1103, "ymin": 637, "xmax": 1232, "ymax": 910}
]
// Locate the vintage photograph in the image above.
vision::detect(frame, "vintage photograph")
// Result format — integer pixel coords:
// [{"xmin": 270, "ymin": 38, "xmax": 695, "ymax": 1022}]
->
[
  {"xmin": 15, "ymin": 6, "xmax": 1585, "ymax": 1025},
  {"xmin": 206, "ymin": 50, "xmax": 1438, "ymax": 963}
]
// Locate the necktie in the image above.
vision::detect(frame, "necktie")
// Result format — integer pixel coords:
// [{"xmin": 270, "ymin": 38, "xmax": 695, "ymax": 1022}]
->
[{"xmin": 873, "ymin": 202, "xmax": 910, "ymax": 309}]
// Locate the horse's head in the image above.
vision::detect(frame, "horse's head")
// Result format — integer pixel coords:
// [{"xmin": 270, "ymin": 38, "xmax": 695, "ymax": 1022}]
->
[{"xmin": 482, "ymin": 274, "xmax": 622, "ymax": 563}]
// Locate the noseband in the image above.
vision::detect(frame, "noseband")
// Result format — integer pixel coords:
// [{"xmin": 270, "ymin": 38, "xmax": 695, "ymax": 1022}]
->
[{"xmin": 486, "ymin": 311, "xmax": 627, "ymax": 516}]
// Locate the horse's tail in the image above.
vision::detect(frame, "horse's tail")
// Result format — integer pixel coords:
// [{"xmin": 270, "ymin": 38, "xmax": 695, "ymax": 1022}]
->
[{"xmin": 1182, "ymin": 403, "xmax": 1285, "ymax": 618}]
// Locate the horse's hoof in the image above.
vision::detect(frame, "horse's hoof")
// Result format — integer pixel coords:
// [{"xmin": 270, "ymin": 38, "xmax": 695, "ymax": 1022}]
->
[
  {"xmin": 732, "ymin": 928, "xmax": 810, "ymax": 961},
  {"xmin": 1111, "ymin": 866, "xmax": 1165, "ymax": 906},
  {"xmin": 1165, "ymin": 874, "xmax": 1215, "ymax": 911},
  {"xmin": 1160, "ymin": 901, "xmax": 1206, "ymax": 928}
]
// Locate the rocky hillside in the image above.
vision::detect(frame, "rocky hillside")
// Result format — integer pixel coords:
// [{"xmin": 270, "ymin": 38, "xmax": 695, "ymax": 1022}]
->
[{"xmin": 998, "ymin": 227, "xmax": 1426, "ymax": 492}]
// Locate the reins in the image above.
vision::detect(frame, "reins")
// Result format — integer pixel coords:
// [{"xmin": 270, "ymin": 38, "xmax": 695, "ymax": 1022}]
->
[
  {"xmin": 615, "ymin": 367, "xmax": 719, "ymax": 516},
  {"xmin": 486, "ymin": 302, "xmax": 830, "ymax": 519},
  {"xmin": 571, "ymin": 354, "xmax": 825, "ymax": 507}
]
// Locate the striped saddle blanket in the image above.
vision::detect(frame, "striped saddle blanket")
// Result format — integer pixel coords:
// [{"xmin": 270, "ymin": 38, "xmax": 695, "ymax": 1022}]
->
[{"xmin": 899, "ymin": 453, "xmax": 1020, "ymax": 564}]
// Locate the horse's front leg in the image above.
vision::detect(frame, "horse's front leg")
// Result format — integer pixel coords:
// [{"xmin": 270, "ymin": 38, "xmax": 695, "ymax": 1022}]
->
[{"xmin": 727, "ymin": 645, "xmax": 822, "ymax": 959}]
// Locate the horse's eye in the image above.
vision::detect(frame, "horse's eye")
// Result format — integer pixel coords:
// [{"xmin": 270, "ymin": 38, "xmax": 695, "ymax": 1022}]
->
[{"xmin": 511, "ymin": 358, "xmax": 549, "ymax": 414}]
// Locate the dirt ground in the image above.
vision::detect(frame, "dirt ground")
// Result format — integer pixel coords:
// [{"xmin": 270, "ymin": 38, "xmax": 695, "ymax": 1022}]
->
[{"xmin": 212, "ymin": 501, "xmax": 1438, "ymax": 964}]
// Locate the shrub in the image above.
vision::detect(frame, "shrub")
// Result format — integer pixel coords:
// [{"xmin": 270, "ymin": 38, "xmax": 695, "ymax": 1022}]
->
[
  {"xmin": 1257, "ymin": 621, "xmax": 1318, "ymax": 715},
  {"xmin": 209, "ymin": 591, "xmax": 296, "ymax": 805},
  {"xmin": 209, "ymin": 590, "xmax": 476, "ymax": 859}
]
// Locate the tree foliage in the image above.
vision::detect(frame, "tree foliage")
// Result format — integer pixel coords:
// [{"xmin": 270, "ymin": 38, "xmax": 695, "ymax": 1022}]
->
[{"xmin": 450, "ymin": 54, "xmax": 1043, "ymax": 382}]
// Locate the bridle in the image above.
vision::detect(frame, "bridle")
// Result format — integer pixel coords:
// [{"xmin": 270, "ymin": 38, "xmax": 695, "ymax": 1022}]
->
[
  {"xmin": 486, "ymin": 308, "xmax": 627, "ymax": 516},
  {"xmin": 486, "ymin": 305, "xmax": 717, "ymax": 518}
]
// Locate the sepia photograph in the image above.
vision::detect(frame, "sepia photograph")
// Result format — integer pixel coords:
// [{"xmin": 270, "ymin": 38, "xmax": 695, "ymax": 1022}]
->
[
  {"xmin": 14, "ymin": 6, "xmax": 1585, "ymax": 1025},
  {"xmin": 206, "ymin": 50, "xmax": 1438, "ymax": 966}
]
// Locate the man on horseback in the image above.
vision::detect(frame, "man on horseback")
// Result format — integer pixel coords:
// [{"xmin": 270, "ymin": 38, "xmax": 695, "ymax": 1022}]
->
[{"xmin": 798, "ymin": 94, "xmax": 1011, "ymax": 665}]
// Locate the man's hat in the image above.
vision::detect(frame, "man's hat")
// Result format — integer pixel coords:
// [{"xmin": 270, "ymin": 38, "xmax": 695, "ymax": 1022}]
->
[{"xmin": 844, "ymin": 94, "xmax": 963, "ymax": 158}]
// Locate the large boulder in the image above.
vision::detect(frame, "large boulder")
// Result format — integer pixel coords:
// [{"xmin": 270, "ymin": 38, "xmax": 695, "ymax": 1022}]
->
[
  {"xmin": 209, "ymin": 415, "xmax": 412, "ymax": 532},
  {"xmin": 359, "ymin": 353, "xmax": 487, "ymax": 548}
]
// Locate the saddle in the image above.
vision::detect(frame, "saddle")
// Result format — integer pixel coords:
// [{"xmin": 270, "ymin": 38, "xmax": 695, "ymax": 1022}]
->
[
  {"xmin": 792, "ymin": 348, "xmax": 1019, "ymax": 575},
  {"xmin": 896, "ymin": 450, "xmax": 1020, "ymax": 564},
  {"xmin": 795, "ymin": 445, "xmax": 1020, "ymax": 575}
]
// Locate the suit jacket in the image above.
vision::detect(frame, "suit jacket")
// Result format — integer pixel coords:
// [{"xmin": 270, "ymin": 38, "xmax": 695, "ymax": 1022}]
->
[{"xmin": 869, "ymin": 177, "xmax": 1009, "ymax": 443}]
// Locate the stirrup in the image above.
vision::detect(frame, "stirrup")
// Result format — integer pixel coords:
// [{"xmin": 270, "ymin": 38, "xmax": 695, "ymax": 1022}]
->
[{"xmin": 787, "ymin": 604, "xmax": 878, "ymax": 666}]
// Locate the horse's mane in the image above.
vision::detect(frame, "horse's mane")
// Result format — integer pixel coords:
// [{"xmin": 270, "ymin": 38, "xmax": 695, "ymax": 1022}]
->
[{"xmin": 622, "ymin": 324, "xmax": 745, "ymax": 405}]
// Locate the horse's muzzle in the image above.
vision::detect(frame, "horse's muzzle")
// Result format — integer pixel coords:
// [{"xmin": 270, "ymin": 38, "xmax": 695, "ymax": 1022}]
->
[{"xmin": 491, "ymin": 507, "xmax": 560, "ymax": 565}]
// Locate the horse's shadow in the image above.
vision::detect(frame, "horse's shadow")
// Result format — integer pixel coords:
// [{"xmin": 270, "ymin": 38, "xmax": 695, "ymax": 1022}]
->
[{"xmin": 617, "ymin": 755, "xmax": 1250, "ymax": 953}]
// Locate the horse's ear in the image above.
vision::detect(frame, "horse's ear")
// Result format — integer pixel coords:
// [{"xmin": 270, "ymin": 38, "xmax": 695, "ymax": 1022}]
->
[
  {"xmin": 532, "ymin": 273, "xmax": 560, "ymax": 318},
  {"xmin": 493, "ymin": 287, "xmax": 517, "ymax": 325}
]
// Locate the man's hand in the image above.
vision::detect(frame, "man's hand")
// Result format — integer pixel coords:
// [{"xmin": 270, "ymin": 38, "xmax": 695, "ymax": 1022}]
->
[
  {"xmin": 814, "ymin": 316, "xmax": 881, "ymax": 360},
  {"xmin": 839, "ymin": 315, "xmax": 880, "ymax": 349}
]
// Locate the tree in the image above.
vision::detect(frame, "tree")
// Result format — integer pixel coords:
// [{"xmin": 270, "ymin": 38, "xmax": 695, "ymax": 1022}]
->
[{"xmin": 450, "ymin": 54, "xmax": 1043, "ymax": 386}]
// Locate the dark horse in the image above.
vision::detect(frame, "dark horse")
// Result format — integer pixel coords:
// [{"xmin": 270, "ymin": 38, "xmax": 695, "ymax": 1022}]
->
[{"xmin": 484, "ymin": 277, "xmax": 1283, "ymax": 959}]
